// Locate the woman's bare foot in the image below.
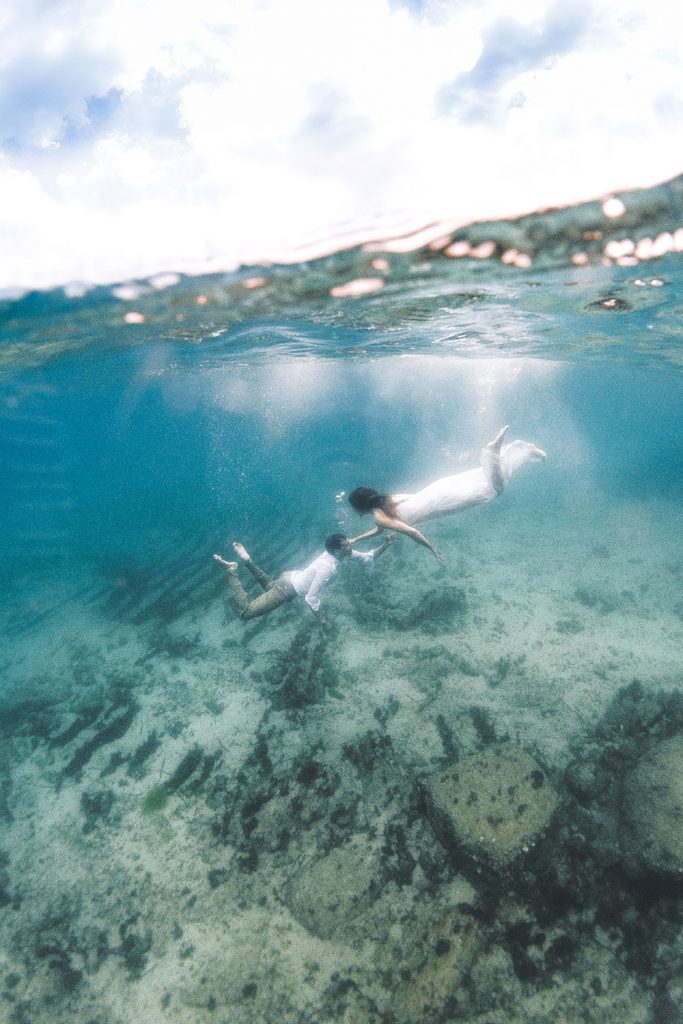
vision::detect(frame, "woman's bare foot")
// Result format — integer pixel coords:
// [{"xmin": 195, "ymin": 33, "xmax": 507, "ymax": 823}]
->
[
  {"xmin": 214, "ymin": 554, "xmax": 238, "ymax": 571},
  {"xmin": 487, "ymin": 425, "xmax": 509, "ymax": 452},
  {"xmin": 232, "ymin": 542, "xmax": 251, "ymax": 562}
]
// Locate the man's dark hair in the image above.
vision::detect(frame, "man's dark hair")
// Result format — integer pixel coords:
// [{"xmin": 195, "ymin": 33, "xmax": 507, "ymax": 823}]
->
[{"xmin": 325, "ymin": 533, "xmax": 348, "ymax": 555}]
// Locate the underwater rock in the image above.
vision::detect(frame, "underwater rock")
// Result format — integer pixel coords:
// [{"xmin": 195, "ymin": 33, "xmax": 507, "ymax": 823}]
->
[
  {"xmin": 0, "ymin": 745, "xmax": 13, "ymax": 823},
  {"xmin": 18, "ymin": 895, "xmax": 110, "ymax": 1003},
  {"xmin": 0, "ymin": 848, "xmax": 11, "ymax": 908},
  {"xmin": 283, "ymin": 838, "xmax": 380, "ymax": 939},
  {"xmin": 467, "ymin": 945, "xmax": 523, "ymax": 1014},
  {"xmin": 80, "ymin": 789, "xmax": 115, "ymax": 834},
  {"xmin": 62, "ymin": 701, "xmax": 138, "ymax": 779},
  {"xmin": 621, "ymin": 733, "xmax": 683, "ymax": 874},
  {"xmin": 342, "ymin": 730, "xmax": 392, "ymax": 774},
  {"xmin": 166, "ymin": 745, "xmax": 203, "ymax": 791},
  {"xmin": 348, "ymin": 576, "xmax": 467, "ymax": 635},
  {"xmin": 389, "ymin": 909, "xmax": 482, "ymax": 1023},
  {"xmin": 126, "ymin": 730, "xmax": 161, "ymax": 779},
  {"xmin": 49, "ymin": 704, "xmax": 102, "ymax": 748},
  {"xmin": 426, "ymin": 743, "xmax": 558, "ymax": 868},
  {"xmin": 117, "ymin": 914, "xmax": 153, "ymax": 979},
  {"xmin": 402, "ymin": 584, "xmax": 468, "ymax": 635},
  {"xmin": 267, "ymin": 623, "xmax": 341, "ymax": 710}
]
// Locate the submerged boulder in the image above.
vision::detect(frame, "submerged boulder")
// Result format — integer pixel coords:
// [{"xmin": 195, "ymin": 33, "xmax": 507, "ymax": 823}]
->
[
  {"xmin": 621, "ymin": 733, "xmax": 683, "ymax": 874},
  {"xmin": 283, "ymin": 838, "xmax": 379, "ymax": 939},
  {"xmin": 390, "ymin": 910, "xmax": 483, "ymax": 1023},
  {"xmin": 426, "ymin": 742, "xmax": 558, "ymax": 867}
]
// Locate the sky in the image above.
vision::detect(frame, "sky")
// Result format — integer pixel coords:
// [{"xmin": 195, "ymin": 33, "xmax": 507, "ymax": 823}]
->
[{"xmin": 1, "ymin": 0, "xmax": 682, "ymax": 291}]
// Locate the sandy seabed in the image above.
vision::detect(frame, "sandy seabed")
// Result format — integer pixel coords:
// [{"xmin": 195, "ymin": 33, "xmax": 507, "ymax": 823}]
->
[{"xmin": 1, "ymin": 492, "xmax": 682, "ymax": 1024}]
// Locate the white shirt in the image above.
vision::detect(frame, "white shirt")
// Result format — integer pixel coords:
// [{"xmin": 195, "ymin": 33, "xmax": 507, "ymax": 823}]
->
[{"xmin": 288, "ymin": 549, "xmax": 375, "ymax": 611}]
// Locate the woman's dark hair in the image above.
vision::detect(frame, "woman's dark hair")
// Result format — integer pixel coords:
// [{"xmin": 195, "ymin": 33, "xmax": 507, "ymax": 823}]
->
[
  {"xmin": 348, "ymin": 487, "xmax": 392, "ymax": 514},
  {"xmin": 325, "ymin": 533, "xmax": 348, "ymax": 555}
]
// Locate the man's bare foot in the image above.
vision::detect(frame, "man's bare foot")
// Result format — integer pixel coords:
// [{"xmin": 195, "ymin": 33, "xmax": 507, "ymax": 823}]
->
[
  {"xmin": 214, "ymin": 554, "xmax": 238, "ymax": 571},
  {"xmin": 232, "ymin": 542, "xmax": 251, "ymax": 562},
  {"xmin": 487, "ymin": 425, "xmax": 509, "ymax": 452}
]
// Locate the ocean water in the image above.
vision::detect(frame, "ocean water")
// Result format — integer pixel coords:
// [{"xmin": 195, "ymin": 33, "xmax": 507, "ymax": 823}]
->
[{"xmin": 1, "ymin": 180, "xmax": 682, "ymax": 1023}]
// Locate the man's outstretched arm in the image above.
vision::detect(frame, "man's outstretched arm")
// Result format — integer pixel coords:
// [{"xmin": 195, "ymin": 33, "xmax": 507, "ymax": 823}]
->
[{"xmin": 367, "ymin": 533, "xmax": 397, "ymax": 560}]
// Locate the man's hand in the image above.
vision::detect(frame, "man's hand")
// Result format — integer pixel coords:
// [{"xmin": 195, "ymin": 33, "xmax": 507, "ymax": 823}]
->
[{"xmin": 375, "ymin": 532, "xmax": 397, "ymax": 558}]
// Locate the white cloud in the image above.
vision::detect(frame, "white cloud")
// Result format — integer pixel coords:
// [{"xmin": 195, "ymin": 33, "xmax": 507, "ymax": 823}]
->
[{"xmin": 1, "ymin": 0, "xmax": 682, "ymax": 290}]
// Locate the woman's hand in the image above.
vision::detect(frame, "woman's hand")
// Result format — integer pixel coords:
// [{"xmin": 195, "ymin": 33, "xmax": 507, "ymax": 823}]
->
[{"xmin": 374, "ymin": 510, "xmax": 440, "ymax": 559}]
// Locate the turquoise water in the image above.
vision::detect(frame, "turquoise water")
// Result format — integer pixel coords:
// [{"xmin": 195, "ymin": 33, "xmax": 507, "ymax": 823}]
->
[{"xmin": 1, "ymin": 183, "xmax": 682, "ymax": 1023}]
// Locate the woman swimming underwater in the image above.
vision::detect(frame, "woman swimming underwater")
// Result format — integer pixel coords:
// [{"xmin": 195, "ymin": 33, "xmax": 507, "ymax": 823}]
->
[{"xmin": 348, "ymin": 426, "xmax": 547, "ymax": 560}]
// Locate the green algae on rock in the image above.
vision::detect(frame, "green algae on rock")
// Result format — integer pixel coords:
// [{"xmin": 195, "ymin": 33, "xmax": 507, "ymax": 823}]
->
[
  {"xmin": 140, "ymin": 784, "xmax": 169, "ymax": 815},
  {"xmin": 427, "ymin": 742, "xmax": 558, "ymax": 867}
]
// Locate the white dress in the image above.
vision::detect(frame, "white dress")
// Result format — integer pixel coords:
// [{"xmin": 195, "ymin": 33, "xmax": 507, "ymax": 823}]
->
[{"xmin": 392, "ymin": 440, "xmax": 545, "ymax": 525}]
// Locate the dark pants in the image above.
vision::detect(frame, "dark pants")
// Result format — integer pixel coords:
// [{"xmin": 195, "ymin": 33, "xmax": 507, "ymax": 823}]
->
[{"xmin": 227, "ymin": 557, "xmax": 296, "ymax": 620}]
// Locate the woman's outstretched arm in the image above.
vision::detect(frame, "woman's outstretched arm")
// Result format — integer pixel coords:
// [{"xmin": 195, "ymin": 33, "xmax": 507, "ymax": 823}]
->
[
  {"xmin": 373, "ymin": 509, "xmax": 443, "ymax": 561},
  {"xmin": 348, "ymin": 526, "xmax": 381, "ymax": 543}
]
